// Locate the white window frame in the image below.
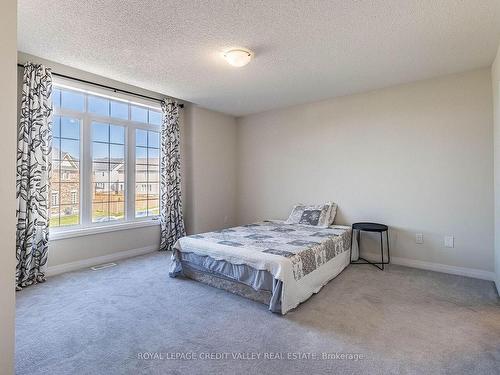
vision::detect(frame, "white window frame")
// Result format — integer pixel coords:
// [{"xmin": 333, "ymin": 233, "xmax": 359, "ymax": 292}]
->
[{"xmin": 51, "ymin": 78, "xmax": 162, "ymax": 240}]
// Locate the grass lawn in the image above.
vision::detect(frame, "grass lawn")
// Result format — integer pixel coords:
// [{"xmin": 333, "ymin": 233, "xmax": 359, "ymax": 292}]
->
[
  {"xmin": 54, "ymin": 214, "xmax": 79, "ymax": 227},
  {"xmin": 52, "ymin": 208, "xmax": 151, "ymax": 227}
]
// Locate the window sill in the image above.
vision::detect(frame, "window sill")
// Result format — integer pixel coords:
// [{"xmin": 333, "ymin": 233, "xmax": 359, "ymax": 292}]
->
[{"xmin": 50, "ymin": 219, "xmax": 160, "ymax": 241}]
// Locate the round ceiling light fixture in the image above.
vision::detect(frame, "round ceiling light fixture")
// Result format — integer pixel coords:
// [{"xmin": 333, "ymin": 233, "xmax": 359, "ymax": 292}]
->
[{"xmin": 223, "ymin": 48, "xmax": 253, "ymax": 67}]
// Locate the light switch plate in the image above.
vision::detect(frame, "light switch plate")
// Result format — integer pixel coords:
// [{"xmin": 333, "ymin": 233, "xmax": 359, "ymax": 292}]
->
[
  {"xmin": 416, "ymin": 233, "xmax": 424, "ymax": 244},
  {"xmin": 444, "ymin": 236, "xmax": 454, "ymax": 248}
]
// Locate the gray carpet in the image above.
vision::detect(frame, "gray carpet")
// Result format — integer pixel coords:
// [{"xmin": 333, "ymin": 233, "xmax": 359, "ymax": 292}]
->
[{"xmin": 16, "ymin": 252, "xmax": 500, "ymax": 375}]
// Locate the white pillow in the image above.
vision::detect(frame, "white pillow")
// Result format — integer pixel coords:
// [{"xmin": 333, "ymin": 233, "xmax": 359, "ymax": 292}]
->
[
  {"xmin": 285, "ymin": 202, "xmax": 336, "ymax": 227},
  {"xmin": 284, "ymin": 204, "xmax": 305, "ymax": 224}
]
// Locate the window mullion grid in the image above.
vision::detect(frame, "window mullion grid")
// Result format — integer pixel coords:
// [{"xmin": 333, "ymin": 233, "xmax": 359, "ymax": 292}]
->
[
  {"xmin": 146, "ymin": 132, "xmax": 150, "ymax": 216},
  {"xmin": 83, "ymin": 102, "xmax": 90, "ymax": 227},
  {"xmin": 56, "ymin": 132, "xmax": 61, "ymax": 226},
  {"xmin": 81, "ymin": 114, "xmax": 92, "ymax": 227},
  {"xmin": 107, "ymin": 124, "xmax": 111, "ymax": 222},
  {"xmin": 127, "ymin": 126, "xmax": 136, "ymax": 220}
]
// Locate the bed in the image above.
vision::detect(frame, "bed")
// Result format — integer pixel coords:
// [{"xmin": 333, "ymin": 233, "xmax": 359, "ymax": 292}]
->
[{"xmin": 169, "ymin": 220, "xmax": 351, "ymax": 314}]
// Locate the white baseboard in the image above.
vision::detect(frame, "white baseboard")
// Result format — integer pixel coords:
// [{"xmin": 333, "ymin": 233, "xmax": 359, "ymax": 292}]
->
[
  {"xmin": 46, "ymin": 245, "xmax": 496, "ymax": 284},
  {"xmin": 46, "ymin": 245, "xmax": 158, "ymax": 277},
  {"xmin": 360, "ymin": 252, "xmax": 495, "ymax": 281}
]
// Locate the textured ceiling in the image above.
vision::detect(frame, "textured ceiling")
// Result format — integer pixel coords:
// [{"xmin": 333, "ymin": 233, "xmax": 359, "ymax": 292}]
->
[{"xmin": 18, "ymin": 0, "xmax": 500, "ymax": 116}]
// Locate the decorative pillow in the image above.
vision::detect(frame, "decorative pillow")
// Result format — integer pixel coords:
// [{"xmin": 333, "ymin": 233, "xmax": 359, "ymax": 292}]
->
[
  {"xmin": 299, "ymin": 209, "xmax": 324, "ymax": 226},
  {"xmin": 285, "ymin": 204, "xmax": 305, "ymax": 224},
  {"xmin": 327, "ymin": 201, "xmax": 338, "ymax": 225},
  {"xmin": 285, "ymin": 202, "xmax": 335, "ymax": 227}
]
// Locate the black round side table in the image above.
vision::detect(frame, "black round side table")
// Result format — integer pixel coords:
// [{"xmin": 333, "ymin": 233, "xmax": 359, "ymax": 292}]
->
[{"xmin": 350, "ymin": 222, "xmax": 390, "ymax": 270}]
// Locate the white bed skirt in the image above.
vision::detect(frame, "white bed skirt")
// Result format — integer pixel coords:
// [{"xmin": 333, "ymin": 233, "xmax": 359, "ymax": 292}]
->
[{"xmin": 281, "ymin": 249, "xmax": 351, "ymax": 313}]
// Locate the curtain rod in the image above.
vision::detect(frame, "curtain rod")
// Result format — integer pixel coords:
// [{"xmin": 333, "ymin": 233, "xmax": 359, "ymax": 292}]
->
[{"xmin": 17, "ymin": 63, "xmax": 184, "ymax": 108}]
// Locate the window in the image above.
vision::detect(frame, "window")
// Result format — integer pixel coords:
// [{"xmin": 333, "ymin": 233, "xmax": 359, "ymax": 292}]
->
[
  {"xmin": 135, "ymin": 129, "xmax": 160, "ymax": 218},
  {"xmin": 51, "ymin": 116, "xmax": 80, "ymax": 227},
  {"xmin": 51, "ymin": 82, "xmax": 163, "ymax": 233},
  {"xmin": 92, "ymin": 122, "xmax": 126, "ymax": 222}
]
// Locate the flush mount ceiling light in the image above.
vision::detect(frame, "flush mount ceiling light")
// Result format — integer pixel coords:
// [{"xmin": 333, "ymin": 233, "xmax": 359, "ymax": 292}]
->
[{"xmin": 223, "ymin": 48, "xmax": 253, "ymax": 67}]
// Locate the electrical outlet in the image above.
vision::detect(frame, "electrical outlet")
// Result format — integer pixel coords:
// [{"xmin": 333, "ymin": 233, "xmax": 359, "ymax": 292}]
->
[
  {"xmin": 416, "ymin": 233, "xmax": 424, "ymax": 244},
  {"xmin": 444, "ymin": 236, "xmax": 454, "ymax": 248}
]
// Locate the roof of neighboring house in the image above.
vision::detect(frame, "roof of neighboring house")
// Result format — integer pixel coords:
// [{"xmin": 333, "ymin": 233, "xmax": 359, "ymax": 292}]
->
[
  {"xmin": 52, "ymin": 149, "xmax": 158, "ymax": 173},
  {"xmin": 52, "ymin": 149, "xmax": 79, "ymax": 170}
]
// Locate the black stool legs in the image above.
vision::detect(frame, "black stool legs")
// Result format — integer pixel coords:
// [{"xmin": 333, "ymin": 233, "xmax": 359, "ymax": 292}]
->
[{"xmin": 350, "ymin": 227, "xmax": 390, "ymax": 271}]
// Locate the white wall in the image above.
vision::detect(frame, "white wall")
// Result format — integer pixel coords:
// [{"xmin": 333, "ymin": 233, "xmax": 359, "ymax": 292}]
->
[
  {"xmin": 237, "ymin": 68, "xmax": 494, "ymax": 274},
  {"xmin": 17, "ymin": 53, "xmax": 237, "ymax": 270},
  {"xmin": 492, "ymin": 45, "xmax": 500, "ymax": 292},
  {"xmin": 183, "ymin": 105, "xmax": 237, "ymax": 234},
  {"xmin": 0, "ymin": 1, "xmax": 17, "ymax": 373}
]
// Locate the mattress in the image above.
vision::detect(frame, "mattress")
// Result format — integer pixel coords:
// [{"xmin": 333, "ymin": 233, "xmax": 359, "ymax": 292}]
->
[{"xmin": 170, "ymin": 220, "xmax": 351, "ymax": 314}]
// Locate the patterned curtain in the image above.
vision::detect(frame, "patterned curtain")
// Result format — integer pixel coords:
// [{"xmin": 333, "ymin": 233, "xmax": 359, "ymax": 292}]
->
[
  {"xmin": 159, "ymin": 99, "xmax": 186, "ymax": 251},
  {"xmin": 16, "ymin": 63, "xmax": 53, "ymax": 290}
]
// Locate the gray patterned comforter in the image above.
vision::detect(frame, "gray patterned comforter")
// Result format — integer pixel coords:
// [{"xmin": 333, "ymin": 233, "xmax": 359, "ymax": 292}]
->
[{"xmin": 179, "ymin": 221, "xmax": 351, "ymax": 281}]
